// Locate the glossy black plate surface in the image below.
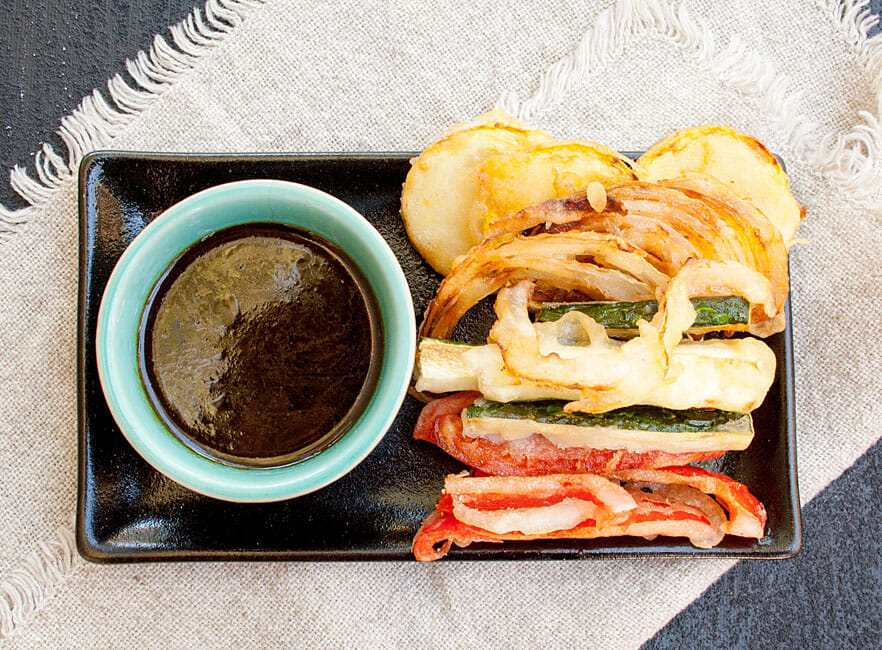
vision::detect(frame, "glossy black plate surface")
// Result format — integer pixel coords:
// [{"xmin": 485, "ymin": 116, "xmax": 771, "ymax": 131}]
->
[{"xmin": 76, "ymin": 152, "xmax": 801, "ymax": 562}]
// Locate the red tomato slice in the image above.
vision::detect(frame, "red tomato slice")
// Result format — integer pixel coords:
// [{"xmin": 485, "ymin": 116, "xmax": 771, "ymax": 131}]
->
[{"xmin": 414, "ymin": 393, "xmax": 724, "ymax": 475}]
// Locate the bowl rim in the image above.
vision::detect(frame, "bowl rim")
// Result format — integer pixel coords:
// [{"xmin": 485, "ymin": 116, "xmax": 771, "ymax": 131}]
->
[{"xmin": 96, "ymin": 179, "xmax": 415, "ymax": 502}]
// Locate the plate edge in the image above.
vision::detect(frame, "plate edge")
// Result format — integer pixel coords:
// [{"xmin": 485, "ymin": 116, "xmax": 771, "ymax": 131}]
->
[{"xmin": 75, "ymin": 152, "xmax": 802, "ymax": 562}]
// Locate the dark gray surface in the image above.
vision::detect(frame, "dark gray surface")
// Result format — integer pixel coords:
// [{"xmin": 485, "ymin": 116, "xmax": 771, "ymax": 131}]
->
[
  {"xmin": 643, "ymin": 443, "xmax": 882, "ymax": 649},
  {"xmin": 0, "ymin": 0, "xmax": 198, "ymax": 208},
  {"xmin": 2, "ymin": 0, "xmax": 881, "ymax": 646}
]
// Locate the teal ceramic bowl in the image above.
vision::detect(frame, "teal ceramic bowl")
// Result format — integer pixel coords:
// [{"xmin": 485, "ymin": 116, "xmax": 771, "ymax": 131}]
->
[{"xmin": 96, "ymin": 179, "xmax": 415, "ymax": 502}]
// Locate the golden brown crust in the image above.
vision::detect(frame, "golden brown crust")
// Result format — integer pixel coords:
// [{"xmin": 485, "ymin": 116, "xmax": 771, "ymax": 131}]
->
[
  {"xmin": 638, "ymin": 125, "xmax": 803, "ymax": 244},
  {"xmin": 401, "ymin": 121, "xmax": 553, "ymax": 274}
]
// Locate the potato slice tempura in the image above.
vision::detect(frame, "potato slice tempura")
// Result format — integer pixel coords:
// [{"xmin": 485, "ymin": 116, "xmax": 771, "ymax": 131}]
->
[
  {"xmin": 469, "ymin": 140, "xmax": 643, "ymax": 242},
  {"xmin": 638, "ymin": 125, "xmax": 804, "ymax": 244},
  {"xmin": 401, "ymin": 114, "xmax": 553, "ymax": 274}
]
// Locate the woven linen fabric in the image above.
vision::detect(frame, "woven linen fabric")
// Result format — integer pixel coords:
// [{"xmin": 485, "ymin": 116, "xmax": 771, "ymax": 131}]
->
[{"xmin": 1, "ymin": 0, "xmax": 880, "ymax": 646}]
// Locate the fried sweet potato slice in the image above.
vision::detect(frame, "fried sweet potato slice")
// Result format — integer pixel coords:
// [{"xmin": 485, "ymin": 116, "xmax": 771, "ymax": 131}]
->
[
  {"xmin": 468, "ymin": 140, "xmax": 643, "ymax": 242},
  {"xmin": 638, "ymin": 125, "xmax": 804, "ymax": 244},
  {"xmin": 401, "ymin": 116, "xmax": 553, "ymax": 274}
]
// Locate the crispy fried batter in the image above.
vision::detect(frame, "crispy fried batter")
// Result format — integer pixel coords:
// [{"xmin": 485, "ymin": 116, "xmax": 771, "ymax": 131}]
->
[
  {"xmin": 638, "ymin": 125, "xmax": 804, "ymax": 244},
  {"xmin": 401, "ymin": 119, "xmax": 553, "ymax": 275},
  {"xmin": 483, "ymin": 179, "xmax": 788, "ymax": 336},
  {"xmin": 419, "ymin": 230, "xmax": 669, "ymax": 340},
  {"xmin": 468, "ymin": 140, "xmax": 642, "ymax": 242},
  {"xmin": 487, "ymin": 270, "xmax": 776, "ymax": 413}
]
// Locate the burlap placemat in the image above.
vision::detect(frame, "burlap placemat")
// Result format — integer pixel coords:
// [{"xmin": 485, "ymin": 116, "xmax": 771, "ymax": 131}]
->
[{"xmin": 1, "ymin": 0, "xmax": 880, "ymax": 646}]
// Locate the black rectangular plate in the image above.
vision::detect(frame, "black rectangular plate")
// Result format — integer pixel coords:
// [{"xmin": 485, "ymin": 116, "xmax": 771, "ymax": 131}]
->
[{"xmin": 77, "ymin": 152, "xmax": 801, "ymax": 562}]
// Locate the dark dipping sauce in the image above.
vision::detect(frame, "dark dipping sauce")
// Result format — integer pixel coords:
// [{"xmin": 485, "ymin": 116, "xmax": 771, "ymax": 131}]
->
[{"xmin": 139, "ymin": 223, "xmax": 382, "ymax": 467}]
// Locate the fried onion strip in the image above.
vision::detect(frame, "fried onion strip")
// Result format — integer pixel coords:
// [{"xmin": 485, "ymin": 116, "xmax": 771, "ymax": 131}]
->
[
  {"xmin": 419, "ymin": 231, "xmax": 669, "ymax": 339},
  {"xmin": 483, "ymin": 179, "xmax": 788, "ymax": 336},
  {"xmin": 488, "ymin": 269, "xmax": 776, "ymax": 413}
]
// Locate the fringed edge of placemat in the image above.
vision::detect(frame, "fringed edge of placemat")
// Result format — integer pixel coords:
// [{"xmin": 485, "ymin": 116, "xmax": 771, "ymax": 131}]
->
[
  {"xmin": 0, "ymin": 0, "xmax": 880, "ymax": 642},
  {"xmin": 0, "ymin": 0, "xmax": 265, "ymax": 243},
  {"xmin": 0, "ymin": 528, "xmax": 76, "ymax": 640},
  {"xmin": 0, "ymin": 0, "xmax": 264, "ymax": 640},
  {"xmin": 497, "ymin": 0, "xmax": 882, "ymax": 214}
]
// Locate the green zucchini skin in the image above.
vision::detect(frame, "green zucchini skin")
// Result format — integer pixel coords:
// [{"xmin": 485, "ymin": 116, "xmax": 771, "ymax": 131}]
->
[
  {"xmin": 536, "ymin": 296, "xmax": 749, "ymax": 329},
  {"xmin": 466, "ymin": 400, "xmax": 744, "ymax": 433}
]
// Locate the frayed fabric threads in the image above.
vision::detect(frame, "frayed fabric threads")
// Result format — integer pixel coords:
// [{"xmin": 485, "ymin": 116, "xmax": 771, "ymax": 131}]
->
[
  {"xmin": 0, "ymin": 0, "xmax": 880, "ymax": 644},
  {"xmin": 0, "ymin": 528, "xmax": 77, "ymax": 639},
  {"xmin": 0, "ymin": 0, "xmax": 264, "ymax": 241},
  {"xmin": 814, "ymin": 1, "xmax": 882, "ymax": 199},
  {"xmin": 0, "ymin": 0, "xmax": 264, "ymax": 638},
  {"xmin": 496, "ymin": 0, "xmax": 799, "ymax": 127},
  {"xmin": 498, "ymin": 0, "xmax": 882, "ymax": 213},
  {"xmin": 824, "ymin": 0, "xmax": 882, "ymax": 105}
]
